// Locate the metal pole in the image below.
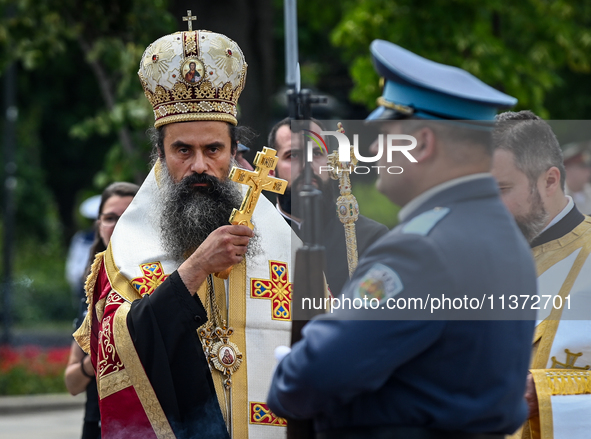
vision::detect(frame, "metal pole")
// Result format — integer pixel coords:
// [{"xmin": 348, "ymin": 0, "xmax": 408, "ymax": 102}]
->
[{"xmin": 284, "ymin": 0, "xmax": 298, "ymax": 89}]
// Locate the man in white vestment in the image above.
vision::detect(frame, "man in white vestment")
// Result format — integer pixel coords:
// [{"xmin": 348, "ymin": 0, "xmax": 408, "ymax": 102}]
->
[{"xmin": 491, "ymin": 110, "xmax": 591, "ymax": 439}]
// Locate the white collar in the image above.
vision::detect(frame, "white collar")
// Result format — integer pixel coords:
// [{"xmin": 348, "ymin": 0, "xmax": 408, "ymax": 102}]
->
[
  {"xmin": 398, "ymin": 173, "xmax": 491, "ymax": 222},
  {"xmin": 540, "ymin": 196, "xmax": 574, "ymax": 234}
]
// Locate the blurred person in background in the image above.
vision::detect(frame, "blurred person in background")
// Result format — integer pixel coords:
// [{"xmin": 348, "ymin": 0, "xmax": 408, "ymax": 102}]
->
[
  {"xmin": 64, "ymin": 181, "xmax": 139, "ymax": 439},
  {"xmin": 235, "ymin": 142, "xmax": 254, "ymax": 171},
  {"xmin": 267, "ymin": 117, "xmax": 388, "ymax": 296},
  {"xmin": 563, "ymin": 141, "xmax": 591, "ymax": 214},
  {"xmin": 65, "ymin": 194, "xmax": 101, "ymax": 300}
]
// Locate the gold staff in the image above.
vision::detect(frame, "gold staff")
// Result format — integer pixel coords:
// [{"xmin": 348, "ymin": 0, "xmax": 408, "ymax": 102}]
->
[{"xmin": 327, "ymin": 122, "xmax": 359, "ymax": 277}]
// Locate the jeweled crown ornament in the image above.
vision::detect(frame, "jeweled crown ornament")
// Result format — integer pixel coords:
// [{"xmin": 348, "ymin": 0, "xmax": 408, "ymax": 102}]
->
[{"xmin": 138, "ymin": 11, "xmax": 247, "ymax": 127}]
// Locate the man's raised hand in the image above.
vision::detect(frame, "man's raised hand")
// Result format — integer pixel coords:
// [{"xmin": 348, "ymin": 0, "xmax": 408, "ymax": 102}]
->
[{"xmin": 178, "ymin": 225, "xmax": 253, "ymax": 294}]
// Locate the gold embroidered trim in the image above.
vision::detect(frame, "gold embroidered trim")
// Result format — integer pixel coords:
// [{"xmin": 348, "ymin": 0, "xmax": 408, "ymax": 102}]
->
[
  {"xmin": 99, "ymin": 369, "xmax": 132, "ymax": 400},
  {"xmin": 144, "ymin": 78, "xmax": 240, "ymax": 127},
  {"xmin": 531, "ymin": 369, "xmax": 554, "ymax": 439},
  {"xmin": 550, "ymin": 349, "xmax": 591, "ymax": 370},
  {"xmin": 532, "ymin": 235, "xmax": 591, "ymax": 369},
  {"xmin": 533, "ymin": 217, "xmax": 591, "ymax": 262},
  {"xmin": 198, "ymin": 260, "xmax": 248, "ymax": 436},
  {"xmin": 97, "ymin": 315, "xmax": 124, "ymax": 378},
  {"xmin": 113, "ymin": 302, "xmax": 175, "ymax": 439},
  {"xmin": 73, "ymin": 251, "xmax": 105, "ymax": 354},
  {"xmin": 229, "ymin": 259, "xmax": 248, "ymax": 438},
  {"xmin": 184, "ymin": 31, "xmax": 198, "ymax": 56},
  {"xmin": 521, "ymin": 218, "xmax": 591, "ymax": 439},
  {"xmin": 104, "ymin": 243, "xmax": 142, "ymax": 304},
  {"xmin": 533, "ymin": 320, "xmax": 547, "ymax": 345},
  {"xmin": 153, "ymin": 100, "xmax": 236, "ymax": 119},
  {"xmin": 524, "ymin": 369, "xmax": 591, "ymax": 439},
  {"xmin": 95, "ymin": 297, "xmax": 107, "ymax": 324},
  {"xmin": 543, "ymin": 370, "xmax": 591, "ymax": 394},
  {"xmin": 196, "ymin": 280, "xmax": 229, "ymax": 423},
  {"xmin": 154, "ymin": 108, "xmax": 237, "ymax": 127}
]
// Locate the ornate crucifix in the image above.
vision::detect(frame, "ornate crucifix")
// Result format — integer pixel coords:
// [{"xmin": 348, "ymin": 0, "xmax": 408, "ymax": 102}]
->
[
  {"xmin": 214, "ymin": 147, "xmax": 287, "ymax": 279},
  {"xmin": 229, "ymin": 147, "xmax": 287, "ymax": 229},
  {"xmin": 183, "ymin": 10, "xmax": 197, "ymax": 31}
]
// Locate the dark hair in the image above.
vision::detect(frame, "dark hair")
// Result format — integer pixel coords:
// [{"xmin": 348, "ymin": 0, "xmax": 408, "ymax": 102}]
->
[
  {"xmin": 148, "ymin": 123, "xmax": 255, "ymax": 164},
  {"xmin": 494, "ymin": 110, "xmax": 565, "ymax": 190},
  {"xmin": 268, "ymin": 117, "xmax": 291, "ymax": 150},
  {"xmin": 87, "ymin": 182, "xmax": 140, "ymax": 266}
]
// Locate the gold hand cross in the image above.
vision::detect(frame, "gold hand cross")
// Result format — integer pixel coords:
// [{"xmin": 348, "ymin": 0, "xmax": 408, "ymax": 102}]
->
[
  {"xmin": 214, "ymin": 147, "xmax": 286, "ymax": 279},
  {"xmin": 229, "ymin": 147, "xmax": 287, "ymax": 230}
]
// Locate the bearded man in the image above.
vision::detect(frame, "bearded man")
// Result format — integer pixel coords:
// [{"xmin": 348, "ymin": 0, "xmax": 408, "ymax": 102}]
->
[
  {"xmin": 491, "ymin": 110, "xmax": 591, "ymax": 439},
  {"xmin": 74, "ymin": 28, "xmax": 294, "ymax": 439}
]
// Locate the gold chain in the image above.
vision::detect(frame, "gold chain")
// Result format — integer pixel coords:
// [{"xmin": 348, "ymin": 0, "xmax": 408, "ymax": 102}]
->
[
  {"xmin": 198, "ymin": 276, "xmax": 243, "ymax": 391},
  {"xmin": 205, "ymin": 275, "xmax": 224, "ymax": 327}
]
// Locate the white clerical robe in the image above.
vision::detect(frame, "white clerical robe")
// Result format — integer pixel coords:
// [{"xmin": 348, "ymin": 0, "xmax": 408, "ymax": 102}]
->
[
  {"xmin": 515, "ymin": 216, "xmax": 591, "ymax": 439},
  {"xmin": 76, "ymin": 162, "xmax": 297, "ymax": 439}
]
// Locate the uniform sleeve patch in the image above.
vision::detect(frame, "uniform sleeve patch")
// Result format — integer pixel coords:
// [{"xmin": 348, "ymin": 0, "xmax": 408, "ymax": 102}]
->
[
  {"xmin": 354, "ymin": 263, "xmax": 404, "ymax": 302},
  {"xmin": 402, "ymin": 207, "xmax": 450, "ymax": 236}
]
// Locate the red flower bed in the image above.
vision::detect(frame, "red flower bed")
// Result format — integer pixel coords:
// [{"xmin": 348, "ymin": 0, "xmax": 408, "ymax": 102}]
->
[{"xmin": 0, "ymin": 345, "xmax": 70, "ymax": 395}]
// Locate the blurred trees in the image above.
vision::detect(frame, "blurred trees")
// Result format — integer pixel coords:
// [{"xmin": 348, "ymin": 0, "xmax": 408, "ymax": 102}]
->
[
  {"xmin": 3, "ymin": 0, "xmax": 589, "ymax": 241},
  {"xmin": 0, "ymin": 0, "xmax": 176, "ymax": 241},
  {"xmin": 329, "ymin": 0, "xmax": 591, "ymax": 118}
]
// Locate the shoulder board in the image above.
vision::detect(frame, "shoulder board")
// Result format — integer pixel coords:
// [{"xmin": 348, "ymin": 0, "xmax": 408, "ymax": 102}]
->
[{"xmin": 402, "ymin": 207, "xmax": 450, "ymax": 236}]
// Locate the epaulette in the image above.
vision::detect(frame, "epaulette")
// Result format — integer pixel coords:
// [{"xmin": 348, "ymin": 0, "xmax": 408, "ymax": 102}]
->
[{"xmin": 402, "ymin": 207, "xmax": 450, "ymax": 236}]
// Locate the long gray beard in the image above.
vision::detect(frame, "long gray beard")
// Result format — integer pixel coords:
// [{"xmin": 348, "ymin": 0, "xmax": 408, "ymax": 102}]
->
[
  {"xmin": 156, "ymin": 160, "xmax": 247, "ymax": 262},
  {"xmin": 515, "ymin": 187, "xmax": 549, "ymax": 243}
]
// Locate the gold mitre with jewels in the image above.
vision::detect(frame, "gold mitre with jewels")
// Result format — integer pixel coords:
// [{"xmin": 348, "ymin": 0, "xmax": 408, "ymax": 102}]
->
[{"xmin": 138, "ymin": 29, "xmax": 247, "ymax": 127}]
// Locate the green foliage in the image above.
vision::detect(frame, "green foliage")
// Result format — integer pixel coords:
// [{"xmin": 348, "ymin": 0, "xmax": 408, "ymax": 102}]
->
[
  {"xmin": 331, "ymin": 0, "xmax": 591, "ymax": 118},
  {"xmin": 352, "ymin": 181, "xmax": 399, "ymax": 229},
  {"xmin": 11, "ymin": 105, "xmax": 63, "ymax": 241},
  {"xmin": 9, "ymin": 230, "xmax": 73, "ymax": 325},
  {"xmin": 0, "ymin": 366, "xmax": 67, "ymax": 395}
]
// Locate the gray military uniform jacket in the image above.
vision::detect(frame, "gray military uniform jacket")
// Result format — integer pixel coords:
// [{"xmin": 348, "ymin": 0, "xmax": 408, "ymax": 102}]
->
[{"xmin": 268, "ymin": 175, "xmax": 537, "ymax": 435}]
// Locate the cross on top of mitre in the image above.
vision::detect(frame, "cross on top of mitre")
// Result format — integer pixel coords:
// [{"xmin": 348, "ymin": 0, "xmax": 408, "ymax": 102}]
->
[
  {"xmin": 229, "ymin": 147, "xmax": 287, "ymax": 230},
  {"xmin": 183, "ymin": 10, "xmax": 197, "ymax": 31}
]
